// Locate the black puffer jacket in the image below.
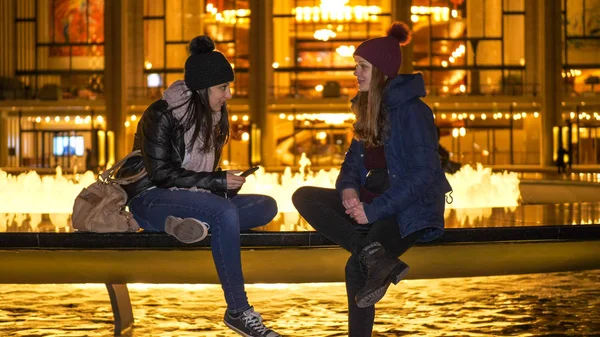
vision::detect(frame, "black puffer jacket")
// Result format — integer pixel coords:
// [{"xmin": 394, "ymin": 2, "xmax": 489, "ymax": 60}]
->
[{"xmin": 118, "ymin": 99, "xmax": 227, "ymax": 201}]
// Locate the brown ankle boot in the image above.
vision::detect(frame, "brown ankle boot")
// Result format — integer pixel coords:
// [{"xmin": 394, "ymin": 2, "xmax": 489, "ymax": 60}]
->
[{"xmin": 355, "ymin": 242, "xmax": 409, "ymax": 308}]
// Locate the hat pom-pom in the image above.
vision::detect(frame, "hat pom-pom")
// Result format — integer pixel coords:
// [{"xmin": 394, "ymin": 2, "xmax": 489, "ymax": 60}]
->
[
  {"xmin": 387, "ymin": 21, "xmax": 412, "ymax": 46},
  {"xmin": 188, "ymin": 35, "xmax": 215, "ymax": 55}
]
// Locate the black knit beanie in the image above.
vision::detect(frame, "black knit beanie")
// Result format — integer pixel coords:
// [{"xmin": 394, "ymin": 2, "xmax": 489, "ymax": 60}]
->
[{"xmin": 184, "ymin": 35, "xmax": 234, "ymax": 90}]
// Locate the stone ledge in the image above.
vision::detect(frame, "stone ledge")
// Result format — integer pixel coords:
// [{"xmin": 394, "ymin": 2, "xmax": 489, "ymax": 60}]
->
[{"xmin": 1, "ymin": 225, "xmax": 599, "ymax": 250}]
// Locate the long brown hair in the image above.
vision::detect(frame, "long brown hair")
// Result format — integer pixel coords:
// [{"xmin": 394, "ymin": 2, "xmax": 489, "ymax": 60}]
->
[
  {"xmin": 352, "ymin": 65, "xmax": 390, "ymax": 147},
  {"xmin": 181, "ymin": 88, "xmax": 230, "ymax": 154}
]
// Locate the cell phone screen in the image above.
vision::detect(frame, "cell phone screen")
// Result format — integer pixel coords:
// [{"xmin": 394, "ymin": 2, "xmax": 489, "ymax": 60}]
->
[{"xmin": 240, "ymin": 167, "xmax": 259, "ymax": 177}]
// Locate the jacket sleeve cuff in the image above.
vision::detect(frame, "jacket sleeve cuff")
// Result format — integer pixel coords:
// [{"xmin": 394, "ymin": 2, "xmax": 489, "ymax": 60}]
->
[
  {"xmin": 363, "ymin": 202, "xmax": 379, "ymax": 224},
  {"xmin": 337, "ymin": 183, "xmax": 360, "ymax": 198},
  {"xmin": 213, "ymin": 170, "xmax": 228, "ymax": 192}
]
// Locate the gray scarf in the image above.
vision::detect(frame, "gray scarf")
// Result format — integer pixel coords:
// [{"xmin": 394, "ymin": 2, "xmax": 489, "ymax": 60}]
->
[{"xmin": 162, "ymin": 80, "xmax": 222, "ymax": 192}]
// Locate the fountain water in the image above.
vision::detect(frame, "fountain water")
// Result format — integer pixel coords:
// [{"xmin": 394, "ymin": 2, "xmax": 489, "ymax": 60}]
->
[{"xmin": 0, "ymin": 154, "xmax": 521, "ymax": 232}]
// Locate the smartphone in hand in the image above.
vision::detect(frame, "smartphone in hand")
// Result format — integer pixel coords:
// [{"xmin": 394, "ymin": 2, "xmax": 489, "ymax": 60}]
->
[{"xmin": 240, "ymin": 167, "xmax": 259, "ymax": 177}]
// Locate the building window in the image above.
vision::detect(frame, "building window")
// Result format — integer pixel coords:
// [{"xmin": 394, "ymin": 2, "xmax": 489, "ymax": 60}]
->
[
  {"xmin": 13, "ymin": 0, "xmax": 105, "ymax": 100},
  {"xmin": 272, "ymin": 0, "xmax": 392, "ymax": 99},
  {"xmin": 436, "ymin": 108, "xmax": 541, "ymax": 166},
  {"xmin": 562, "ymin": 0, "xmax": 600, "ymax": 97},
  {"xmin": 412, "ymin": 0, "xmax": 528, "ymax": 97},
  {"xmin": 142, "ymin": 0, "xmax": 250, "ymax": 98}
]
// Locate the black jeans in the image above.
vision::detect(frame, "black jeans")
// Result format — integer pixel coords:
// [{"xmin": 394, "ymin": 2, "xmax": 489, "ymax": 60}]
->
[{"xmin": 292, "ymin": 186, "xmax": 425, "ymax": 337}]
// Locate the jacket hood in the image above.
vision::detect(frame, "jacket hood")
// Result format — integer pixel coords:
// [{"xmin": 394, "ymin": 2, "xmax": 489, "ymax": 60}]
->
[
  {"xmin": 162, "ymin": 80, "xmax": 192, "ymax": 110},
  {"xmin": 383, "ymin": 73, "xmax": 426, "ymax": 109}
]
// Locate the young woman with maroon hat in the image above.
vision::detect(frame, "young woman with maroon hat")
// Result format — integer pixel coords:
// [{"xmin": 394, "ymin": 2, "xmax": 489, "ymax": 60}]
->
[{"xmin": 293, "ymin": 22, "xmax": 452, "ymax": 336}]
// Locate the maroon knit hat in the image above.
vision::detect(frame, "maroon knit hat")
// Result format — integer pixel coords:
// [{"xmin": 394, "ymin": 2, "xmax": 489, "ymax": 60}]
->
[{"xmin": 353, "ymin": 22, "xmax": 412, "ymax": 79}]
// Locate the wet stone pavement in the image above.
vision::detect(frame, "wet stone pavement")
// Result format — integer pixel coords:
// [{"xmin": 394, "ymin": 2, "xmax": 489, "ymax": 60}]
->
[{"xmin": 0, "ymin": 270, "xmax": 598, "ymax": 337}]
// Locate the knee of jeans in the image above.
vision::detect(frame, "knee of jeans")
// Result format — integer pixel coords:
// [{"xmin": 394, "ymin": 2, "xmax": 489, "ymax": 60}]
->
[
  {"xmin": 212, "ymin": 201, "xmax": 240, "ymax": 228},
  {"xmin": 345, "ymin": 254, "xmax": 363, "ymax": 277},
  {"xmin": 292, "ymin": 186, "xmax": 316, "ymax": 209},
  {"xmin": 263, "ymin": 196, "xmax": 278, "ymax": 220}
]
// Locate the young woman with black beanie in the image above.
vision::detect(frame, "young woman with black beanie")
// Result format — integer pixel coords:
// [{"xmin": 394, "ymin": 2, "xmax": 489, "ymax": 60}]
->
[{"xmin": 120, "ymin": 35, "xmax": 280, "ymax": 337}]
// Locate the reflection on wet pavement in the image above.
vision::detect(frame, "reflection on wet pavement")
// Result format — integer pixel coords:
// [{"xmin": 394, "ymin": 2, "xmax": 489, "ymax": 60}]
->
[{"xmin": 0, "ymin": 270, "xmax": 598, "ymax": 336}]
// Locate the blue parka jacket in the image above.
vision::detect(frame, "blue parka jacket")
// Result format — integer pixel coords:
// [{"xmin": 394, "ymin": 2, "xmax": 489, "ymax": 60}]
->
[{"xmin": 336, "ymin": 73, "xmax": 452, "ymax": 242}]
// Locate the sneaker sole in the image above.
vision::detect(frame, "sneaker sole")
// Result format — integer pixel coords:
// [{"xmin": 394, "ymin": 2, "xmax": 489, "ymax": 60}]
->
[
  {"xmin": 356, "ymin": 263, "xmax": 410, "ymax": 308},
  {"xmin": 165, "ymin": 217, "xmax": 208, "ymax": 244},
  {"xmin": 223, "ymin": 319, "xmax": 256, "ymax": 337}
]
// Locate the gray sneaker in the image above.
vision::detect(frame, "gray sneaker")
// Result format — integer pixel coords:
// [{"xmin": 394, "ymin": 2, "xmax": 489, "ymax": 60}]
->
[
  {"xmin": 164, "ymin": 216, "xmax": 209, "ymax": 244},
  {"xmin": 223, "ymin": 307, "xmax": 281, "ymax": 337}
]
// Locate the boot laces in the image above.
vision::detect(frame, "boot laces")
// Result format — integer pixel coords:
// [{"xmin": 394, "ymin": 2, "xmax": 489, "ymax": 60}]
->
[
  {"xmin": 241, "ymin": 310, "xmax": 269, "ymax": 334},
  {"xmin": 360, "ymin": 242, "xmax": 383, "ymax": 269}
]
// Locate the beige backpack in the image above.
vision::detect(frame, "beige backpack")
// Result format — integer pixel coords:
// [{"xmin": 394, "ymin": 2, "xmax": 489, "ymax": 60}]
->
[{"xmin": 72, "ymin": 150, "xmax": 147, "ymax": 232}]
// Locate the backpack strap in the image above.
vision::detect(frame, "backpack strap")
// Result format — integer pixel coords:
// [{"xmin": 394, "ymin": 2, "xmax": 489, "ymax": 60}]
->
[{"xmin": 99, "ymin": 150, "xmax": 147, "ymax": 185}]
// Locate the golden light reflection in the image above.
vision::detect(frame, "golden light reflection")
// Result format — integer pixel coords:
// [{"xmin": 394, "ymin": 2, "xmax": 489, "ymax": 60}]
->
[
  {"xmin": 411, "ymin": 6, "xmax": 450, "ymax": 21},
  {"xmin": 293, "ymin": 113, "xmax": 354, "ymax": 125},
  {"xmin": 314, "ymin": 29, "xmax": 337, "ymax": 41},
  {"xmin": 72, "ymin": 282, "xmax": 346, "ymax": 291},
  {"xmin": 293, "ymin": 1, "xmax": 381, "ymax": 23},
  {"xmin": 336, "ymin": 45, "xmax": 355, "ymax": 57},
  {"xmin": 205, "ymin": 3, "xmax": 250, "ymax": 25}
]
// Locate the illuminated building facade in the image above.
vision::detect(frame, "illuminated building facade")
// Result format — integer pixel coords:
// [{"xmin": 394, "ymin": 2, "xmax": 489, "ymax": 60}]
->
[{"xmin": 0, "ymin": 0, "xmax": 599, "ymax": 171}]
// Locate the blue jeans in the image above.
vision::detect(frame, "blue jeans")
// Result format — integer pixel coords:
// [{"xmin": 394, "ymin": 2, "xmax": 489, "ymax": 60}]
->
[{"xmin": 129, "ymin": 188, "xmax": 278, "ymax": 312}]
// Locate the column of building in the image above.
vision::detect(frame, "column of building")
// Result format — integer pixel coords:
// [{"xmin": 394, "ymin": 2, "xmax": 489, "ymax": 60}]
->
[
  {"xmin": 0, "ymin": 0, "xmax": 15, "ymax": 167},
  {"xmin": 249, "ymin": 0, "xmax": 274, "ymax": 167},
  {"xmin": 539, "ymin": 0, "xmax": 563, "ymax": 167},
  {"xmin": 105, "ymin": 0, "xmax": 150, "ymax": 162},
  {"xmin": 122, "ymin": 0, "xmax": 145, "ymax": 153},
  {"xmin": 523, "ymin": 0, "xmax": 544, "ymax": 164},
  {"xmin": 392, "ymin": 0, "xmax": 414, "ymax": 74},
  {"xmin": 103, "ymin": 0, "xmax": 126, "ymax": 163}
]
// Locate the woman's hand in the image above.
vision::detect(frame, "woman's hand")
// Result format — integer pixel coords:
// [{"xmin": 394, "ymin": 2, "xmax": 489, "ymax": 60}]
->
[
  {"xmin": 341, "ymin": 188, "xmax": 360, "ymax": 210},
  {"xmin": 226, "ymin": 171, "xmax": 246, "ymax": 189},
  {"xmin": 346, "ymin": 203, "xmax": 369, "ymax": 224}
]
